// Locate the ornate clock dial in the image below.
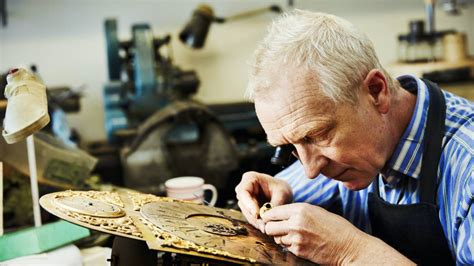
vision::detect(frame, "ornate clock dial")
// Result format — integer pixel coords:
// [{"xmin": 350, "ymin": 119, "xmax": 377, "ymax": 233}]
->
[{"xmin": 55, "ymin": 195, "xmax": 125, "ymax": 218}]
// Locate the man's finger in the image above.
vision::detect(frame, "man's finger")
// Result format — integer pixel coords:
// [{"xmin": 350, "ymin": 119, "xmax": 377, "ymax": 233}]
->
[
  {"xmin": 238, "ymin": 201, "xmax": 266, "ymax": 233},
  {"xmin": 265, "ymin": 220, "xmax": 290, "ymax": 236},
  {"xmin": 261, "ymin": 204, "xmax": 299, "ymax": 222},
  {"xmin": 255, "ymin": 219, "xmax": 265, "ymax": 233},
  {"xmin": 270, "ymin": 196, "xmax": 287, "ymax": 206},
  {"xmin": 270, "ymin": 187, "xmax": 290, "ymax": 206},
  {"xmin": 238, "ymin": 200, "xmax": 257, "ymax": 225},
  {"xmin": 236, "ymin": 190, "xmax": 259, "ymax": 218},
  {"xmin": 274, "ymin": 236, "xmax": 282, "ymax": 245},
  {"xmin": 279, "ymin": 234, "xmax": 293, "ymax": 246}
]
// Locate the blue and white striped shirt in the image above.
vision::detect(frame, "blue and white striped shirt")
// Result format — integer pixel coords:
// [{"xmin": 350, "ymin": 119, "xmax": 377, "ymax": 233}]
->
[{"xmin": 275, "ymin": 75, "xmax": 473, "ymax": 264}]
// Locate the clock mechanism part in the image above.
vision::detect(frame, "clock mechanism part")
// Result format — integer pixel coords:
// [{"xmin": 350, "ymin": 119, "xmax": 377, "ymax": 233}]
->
[{"xmin": 40, "ymin": 190, "xmax": 311, "ymax": 265}]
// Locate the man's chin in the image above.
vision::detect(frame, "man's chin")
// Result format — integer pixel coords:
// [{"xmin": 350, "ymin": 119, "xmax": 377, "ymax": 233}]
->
[{"xmin": 341, "ymin": 180, "xmax": 371, "ymax": 191}]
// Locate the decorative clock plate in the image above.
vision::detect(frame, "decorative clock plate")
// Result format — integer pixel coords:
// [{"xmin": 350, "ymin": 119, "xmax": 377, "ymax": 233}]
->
[{"xmin": 40, "ymin": 190, "xmax": 310, "ymax": 265}]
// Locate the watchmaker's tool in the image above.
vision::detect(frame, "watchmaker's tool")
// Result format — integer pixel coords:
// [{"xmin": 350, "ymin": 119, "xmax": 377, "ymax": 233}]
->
[{"xmin": 271, "ymin": 144, "xmax": 296, "ymax": 167}]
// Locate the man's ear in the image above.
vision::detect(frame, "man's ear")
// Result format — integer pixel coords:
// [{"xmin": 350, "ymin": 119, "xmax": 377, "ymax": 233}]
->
[{"xmin": 363, "ymin": 69, "xmax": 390, "ymax": 114}]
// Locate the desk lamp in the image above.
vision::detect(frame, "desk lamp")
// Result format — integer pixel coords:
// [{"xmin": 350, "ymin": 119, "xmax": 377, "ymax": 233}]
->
[{"xmin": 180, "ymin": 4, "xmax": 282, "ymax": 49}]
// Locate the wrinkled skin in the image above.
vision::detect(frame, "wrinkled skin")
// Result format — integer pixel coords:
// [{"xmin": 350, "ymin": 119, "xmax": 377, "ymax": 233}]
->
[
  {"xmin": 256, "ymin": 69, "xmax": 395, "ymax": 190},
  {"xmin": 263, "ymin": 203, "xmax": 363, "ymax": 265},
  {"xmin": 236, "ymin": 68, "xmax": 416, "ymax": 264},
  {"xmin": 235, "ymin": 171, "xmax": 293, "ymax": 231}
]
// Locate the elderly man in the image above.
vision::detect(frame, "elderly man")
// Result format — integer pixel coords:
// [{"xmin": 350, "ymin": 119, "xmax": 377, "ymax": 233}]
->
[{"xmin": 235, "ymin": 10, "xmax": 473, "ymax": 265}]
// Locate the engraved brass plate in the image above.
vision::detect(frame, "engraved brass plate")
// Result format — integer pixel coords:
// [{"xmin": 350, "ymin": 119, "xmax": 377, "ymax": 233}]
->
[
  {"xmin": 40, "ymin": 190, "xmax": 311, "ymax": 265},
  {"xmin": 141, "ymin": 201, "xmax": 304, "ymax": 265},
  {"xmin": 55, "ymin": 195, "xmax": 125, "ymax": 218}
]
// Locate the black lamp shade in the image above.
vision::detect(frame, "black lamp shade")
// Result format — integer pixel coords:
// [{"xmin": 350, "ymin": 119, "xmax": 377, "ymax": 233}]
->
[{"xmin": 179, "ymin": 5, "xmax": 214, "ymax": 49}]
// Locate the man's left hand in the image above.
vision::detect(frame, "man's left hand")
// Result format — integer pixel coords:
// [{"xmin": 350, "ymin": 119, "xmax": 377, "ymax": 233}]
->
[{"xmin": 262, "ymin": 203, "xmax": 364, "ymax": 265}]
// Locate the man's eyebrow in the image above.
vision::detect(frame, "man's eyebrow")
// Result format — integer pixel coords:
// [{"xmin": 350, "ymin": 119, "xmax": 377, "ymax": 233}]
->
[
  {"xmin": 293, "ymin": 121, "xmax": 336, "ymax": 143},
  {"xmin": 267, "ymin": 120, "xmax": 336, "ymax": 146}
]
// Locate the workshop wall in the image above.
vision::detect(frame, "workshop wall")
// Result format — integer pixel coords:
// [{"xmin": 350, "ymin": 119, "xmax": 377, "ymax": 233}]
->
[{"xmin": 0, "ymin": 0, "xmax": 473, "ymax": 142}]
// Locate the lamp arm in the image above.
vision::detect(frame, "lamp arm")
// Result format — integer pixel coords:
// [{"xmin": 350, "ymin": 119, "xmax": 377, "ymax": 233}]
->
[{"xmin": 216, "ymin": 5, "xmax": 282, "ymax": 23}]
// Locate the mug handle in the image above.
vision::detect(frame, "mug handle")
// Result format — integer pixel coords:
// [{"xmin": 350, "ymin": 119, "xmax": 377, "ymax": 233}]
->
[{"xmin": 202, "ymin": 184, "xmax": 218, "ymax": 207}]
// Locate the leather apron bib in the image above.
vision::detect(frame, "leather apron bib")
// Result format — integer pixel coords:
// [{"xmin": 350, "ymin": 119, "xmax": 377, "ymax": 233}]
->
[{"xmin": 367, "ymin": 79, "xmax": 454, "ymax": 265}]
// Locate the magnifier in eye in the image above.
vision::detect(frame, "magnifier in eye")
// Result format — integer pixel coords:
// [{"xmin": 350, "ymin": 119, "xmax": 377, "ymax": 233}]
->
[{"xmin": 270, "ymin": 144, "xmax": 296, "ymax": 167}]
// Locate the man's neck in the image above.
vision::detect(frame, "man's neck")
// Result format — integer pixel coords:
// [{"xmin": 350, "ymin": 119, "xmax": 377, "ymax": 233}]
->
[{"xmin": 384, "ymin": 85, "xmax": 417, "ymax": 169}]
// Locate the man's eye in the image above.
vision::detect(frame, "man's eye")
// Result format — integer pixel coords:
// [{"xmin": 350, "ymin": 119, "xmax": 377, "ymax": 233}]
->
[
  {"xmin": 312, "ymin": 134, "xmax": 327, "ymax": 142},
  {"xmin": 302, "ymin": 136, "xmax": 313, "ymax": 144},
  {"xmin": 303, "ymin": 133, "xmax": 329, "ymax": 145}
]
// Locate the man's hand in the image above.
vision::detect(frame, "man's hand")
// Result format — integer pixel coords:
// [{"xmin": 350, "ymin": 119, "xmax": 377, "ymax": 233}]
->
[
  {"xmin": 262, "ymin": 203, "xmax": 414, "ymax": 265},
  {"xmin": 262, "ymin": 203, "xmax": 360, "ymax": 264},
  {"xmin": 235, "ymin": 171, "xmax": 293, "ymax": 232}
]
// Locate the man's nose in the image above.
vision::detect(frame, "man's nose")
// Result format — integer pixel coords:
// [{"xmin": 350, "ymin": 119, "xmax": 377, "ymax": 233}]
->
[{"xmin": 295, "ymin": 145, "xmax": 328, "ymax": 179}]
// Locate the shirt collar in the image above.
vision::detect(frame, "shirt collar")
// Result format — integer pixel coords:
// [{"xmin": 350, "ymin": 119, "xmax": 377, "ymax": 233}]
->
[{"xmin": 384, "ymin": 75, "xmax": 431, "ymax": 180}]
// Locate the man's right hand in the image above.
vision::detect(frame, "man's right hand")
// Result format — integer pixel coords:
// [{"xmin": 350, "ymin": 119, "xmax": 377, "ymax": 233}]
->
[{"xmin": 235, "ymin": 171, "xmax": 293, "ymax": 232}]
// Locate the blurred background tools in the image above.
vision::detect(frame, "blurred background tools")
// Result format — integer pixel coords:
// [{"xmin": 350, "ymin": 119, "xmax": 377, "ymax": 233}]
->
[
  {"xmin": 0, "ymin": 68, "xmax": 89, "ymax": 262},
  {"xmin": 2, "ymin": 68, "xmax": 51, "ymax": 226},
  {"xmin": 96, "ymin": 4, "xmax": 284, "ymax": 205},
  {"xmin": 390, "ymin": 0, "xmax": 474, "ymax": 85}
]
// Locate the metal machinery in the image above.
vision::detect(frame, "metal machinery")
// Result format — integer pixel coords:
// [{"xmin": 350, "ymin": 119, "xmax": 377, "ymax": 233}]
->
[
  {"xmin": 103, "ymin": 19, "xmax": 200, "ymax": 141},
  {"xmin": 101, "ymin": 19, "xmax": 276, "ymax": 205}
]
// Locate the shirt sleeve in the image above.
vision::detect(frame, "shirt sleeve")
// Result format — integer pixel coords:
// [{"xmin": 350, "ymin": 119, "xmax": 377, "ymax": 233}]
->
[
  {"xmin": 275, "ymin": 161, "xmax": 341, "ymax": 211},
  {"xmin": 455, "ymin": 169, "xmax": 474, "ymax": 265}
]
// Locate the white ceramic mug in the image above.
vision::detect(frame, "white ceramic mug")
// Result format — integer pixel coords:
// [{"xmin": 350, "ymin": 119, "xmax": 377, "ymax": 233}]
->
[{"xmin": 165, "ymin": 176, "xmax": 218, "ymax": 206}]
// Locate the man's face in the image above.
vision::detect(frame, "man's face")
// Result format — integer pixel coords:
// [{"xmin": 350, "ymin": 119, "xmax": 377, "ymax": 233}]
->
[{"xmin": 255, "ymin": 70, "xmax": 390, "ymax": 190}]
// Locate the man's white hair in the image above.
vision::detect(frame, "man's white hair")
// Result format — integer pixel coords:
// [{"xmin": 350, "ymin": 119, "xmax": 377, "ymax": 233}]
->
[{"xmin": 247, "ymin": 10, "xmax": 397, "ymax": 103}]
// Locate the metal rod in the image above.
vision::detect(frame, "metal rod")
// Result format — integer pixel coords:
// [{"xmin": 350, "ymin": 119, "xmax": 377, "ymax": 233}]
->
[
  {"xmin": 0, "ymin": 162, "xmax": 3, "ymax": 236},
  {"xmin": 224, "ymin": 6, "xmax": 281, "ymax": 23},
  {"xmin": 425, "ymin": 0, "xmax": 436, "ymax": 34},
  {"xmin": 27, "ymin": 135, "xmax": 42, "ymax": 227}
]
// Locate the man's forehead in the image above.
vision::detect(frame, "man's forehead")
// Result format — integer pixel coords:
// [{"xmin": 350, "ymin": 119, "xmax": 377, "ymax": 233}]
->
[
  {"xmin": 265, "ymin": 119, "xmax": 335, "ymax": 146},
  {"xmin": 255, "ymin": 89, "xmax": 336, "ymax": 146},
  {"xmin": 255, "ymin": 81, "xmax": 336, "ymax": 119}
]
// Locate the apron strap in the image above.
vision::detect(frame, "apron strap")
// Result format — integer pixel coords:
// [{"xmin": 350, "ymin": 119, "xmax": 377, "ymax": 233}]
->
[{"xmin": 419, "ymin": 79, "xmax": 446, "ymax": 204}]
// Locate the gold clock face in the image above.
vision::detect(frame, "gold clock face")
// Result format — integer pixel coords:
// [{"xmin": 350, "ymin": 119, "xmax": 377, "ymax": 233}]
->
[
  {"xmin": 55, "ymin": 195, "xmax": 125, "ymax": 218},
  {"xmin": 141, "ymin": 201, "xmax": 301, "ymax": 265}
]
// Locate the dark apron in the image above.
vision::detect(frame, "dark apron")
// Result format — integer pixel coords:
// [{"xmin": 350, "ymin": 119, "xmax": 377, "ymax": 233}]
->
[{"xmin": 367, "ymin": 79, "xmax": 454, "ymax": 265}]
